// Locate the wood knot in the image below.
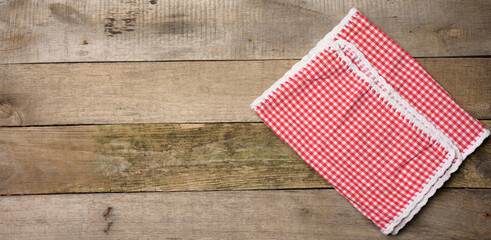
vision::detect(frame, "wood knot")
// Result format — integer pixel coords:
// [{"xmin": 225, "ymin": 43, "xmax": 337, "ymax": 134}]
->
[
  {"xmin": 0, "ymin": 102, "xmax": 14, "ymax": 119},
  {"xmin": 436, "ymin": 24, "xmax": 465, "ymax": 43},
  {"xmin": 300, "ymin": 207, "xmax": 313, "ymax": 217}
]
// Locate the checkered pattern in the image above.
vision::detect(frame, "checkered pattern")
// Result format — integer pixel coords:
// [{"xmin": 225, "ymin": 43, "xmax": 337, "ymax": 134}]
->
[
  {"xmin": 252, "ymin": 46, "xmax": 454, "ymax": 232},
  {"xmin": 334, "ymin": 10, "xmax": 488, "ymax": 157},
  {"xmin": 339, "ymin": 39, "xmax": 464, "ymax": 234},
  {"xmin": 250, "ymin": 8, "xmax": 489, "ymax": 235}
]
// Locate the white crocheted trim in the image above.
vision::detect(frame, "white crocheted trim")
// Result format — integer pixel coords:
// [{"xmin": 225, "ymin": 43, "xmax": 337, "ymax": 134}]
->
[
  {"xmin": 335, "ymin": 40, "xmax": 462, "ymax": 234},
  {"xmin": 333, "ymin": 39, "xmax": 491, "ymax": 234},
  {"xmin": 337, "ymin": 40, "xmax": 459, "ymax": 148},
  {"xmin": 250, "ymin": 7, "xmax": 487, "ymax": 235},
  {"xmin": 250, "ymin": 8, "xmax": 359, "ymax": 110},
  {"xmin": 391, "ymin": 128, "xmax": 489, "ymax": 235},
  {"xmin": 251, "ymin": 27, "xmax": 456, "ymax": 234},
  {"xmin": 462, "ymin": 128, "xmax": 490, "ymax": 160},
  {"xmin": 330, "ymin": 42, "xmax": 456, "ymax": 235}
]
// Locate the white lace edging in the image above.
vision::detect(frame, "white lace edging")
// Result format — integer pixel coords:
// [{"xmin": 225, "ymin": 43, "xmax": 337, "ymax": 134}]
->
[
  {"xmin": 334, "ymin": 39, "xmax": 491, "ymax": 234},
  {"xmin": 462, "ymin": 128, "xmax": 490, "ymax": 160},
  {"xmin": 389, "ymin": 128, "xmax": 489, "ymax": 234},
  {"xmin": 249, "ymin": 7, "xmax": 485, "ymax": 235},
  {"xmin": 252, "ymin": 31, "xmax": 456, "ymax": 234},
  {"xmin": 391, "ymin": 127, "xmax": 488, "ymax": 234},
  {"xmin": 334, "ymin": 40, "xmax": 467, "ymax": 234},
  {"xmin": 330, "ymin": 43, "xmax": 456, "ymax": 235},
  {"xmin": 336, "ymin": 39, "xmax": 459, "ymax": 156},
  {"xmin": 250, "ymin": 8, "xmax": 359, "ymax": 110}
]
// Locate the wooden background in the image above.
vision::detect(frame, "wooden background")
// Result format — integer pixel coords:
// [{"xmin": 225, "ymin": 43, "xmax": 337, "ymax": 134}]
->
[{"xmin": 0, "ymin": 0, "xmax": 490, "ymax": 239}]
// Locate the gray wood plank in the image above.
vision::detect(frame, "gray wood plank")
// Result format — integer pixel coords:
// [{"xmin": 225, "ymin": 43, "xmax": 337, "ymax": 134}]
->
[
  {"xmin": 1, "ymin": 121, "xmax": 489, "ymax": 195},
  {"xmin": 0, "ymin": 189, "xmax": 489, "ymax": 239},
  {"xmin": 0, "ymin": 58, "xmax": 488, "ymax": 126},
  {"xmin": 0, "ymin": 0, "xmax": 489, "ymax": 63}
]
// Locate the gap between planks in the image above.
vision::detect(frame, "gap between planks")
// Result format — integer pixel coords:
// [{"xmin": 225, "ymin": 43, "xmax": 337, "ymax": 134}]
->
[
  {"xmin": 0, "ymin": 58, "xmax": 489, "ymax": 126},
  {"xmin": 0, "ymin": 121, "xmax": 489, "ymax": 195},
  {"xmin": 0, "ymin": 189, "xmax": 490, "ymax": 239},
  {"xmin": 0, "ymin": 0, "xmax": 490, "ymax": 64}
]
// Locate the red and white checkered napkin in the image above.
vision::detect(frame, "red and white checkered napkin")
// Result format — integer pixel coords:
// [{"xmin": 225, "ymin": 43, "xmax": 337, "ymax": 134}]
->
[
  {"xmin": 332, "ymin": 9, "xmax": 488, "ymax": 159},
  {"xmin": 250, "ymin": 8, "xmax": 489, "ymax": 235}
]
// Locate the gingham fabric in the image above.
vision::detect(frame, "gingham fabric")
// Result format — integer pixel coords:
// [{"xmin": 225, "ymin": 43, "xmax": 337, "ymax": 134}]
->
[
  {"xmin": 333, "ymin": 9, "xmax": 488, "ymax": 159},
  {"xmin": 338, "ymin": 40, "xmax": 463, "ymax": 234},
  {"xmin": 250, "ymin": 8, "xmax": 489, "ymax": 235}
]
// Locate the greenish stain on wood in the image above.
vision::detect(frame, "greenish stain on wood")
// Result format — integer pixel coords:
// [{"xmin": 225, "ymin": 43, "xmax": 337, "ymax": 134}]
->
[
  {"xmin": 92, "ymin": 123, "xmax": 312, "ymax": 192},
  {"xmin": 0, "ymin": 122, "xmax": 489, "ymax": 195}
]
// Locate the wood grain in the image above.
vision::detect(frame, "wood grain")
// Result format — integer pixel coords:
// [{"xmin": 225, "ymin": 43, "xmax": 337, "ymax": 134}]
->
[
  {"xmin": 0, "ymin": 58, "xmax": 489, "ymax": 126},
  {"xmin": 0, "ymin": 0, "xmax": 489, "ymax": 63},
  {"xmin": 1, "ymin": 121, "xmax": 489, "ymax": 195},
  {"xmin": 0, "ymin": 189, "xmax": 490, "ymax": 239}
]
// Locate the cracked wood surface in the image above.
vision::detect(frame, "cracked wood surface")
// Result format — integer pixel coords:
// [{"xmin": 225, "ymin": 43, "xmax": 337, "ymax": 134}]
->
[
  {"xmin": 1, "ymin": 189, "xmax": 490, "ymax": 239},
  {"xmin": 0, "ymin": 0, "xmax": 490, "ymax": 238},
  {"xmin": 0, "ymin": 0, "xmax": 490, "ymax": 63},
  {"xmin": 0, "ymin": 121, "xmax": 489, "ymax": 195}
]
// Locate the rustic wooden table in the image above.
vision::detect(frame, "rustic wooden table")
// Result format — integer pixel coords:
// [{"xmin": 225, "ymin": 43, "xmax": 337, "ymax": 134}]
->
[{"xmin": 0, "ymin": 0, "xmax": 490, "ymax": 239}]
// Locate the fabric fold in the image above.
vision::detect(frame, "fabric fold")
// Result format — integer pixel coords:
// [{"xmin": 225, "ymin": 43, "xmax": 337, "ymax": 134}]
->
[{"xmin": 250, "ymin": 8, "xmax": 489, "ymax": 235}]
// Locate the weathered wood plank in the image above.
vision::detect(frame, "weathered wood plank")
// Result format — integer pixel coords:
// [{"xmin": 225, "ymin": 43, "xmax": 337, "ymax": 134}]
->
[
  {"xmin": 0, "ymin": 189, "xmax": 489, "ymax": 239},
  {"xmin": 1, "ymin": 121, "xmax": 489, "ymax": 195},
  {"xmin": 0, "ymin": 0, "xmax": 489, "ymax": 64},
  {"xmin": 0, "ymin": 58, "xmax": 488, "ymax": 126}
]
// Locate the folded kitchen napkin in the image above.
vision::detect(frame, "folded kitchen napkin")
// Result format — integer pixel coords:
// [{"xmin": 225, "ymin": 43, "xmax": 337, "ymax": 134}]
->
[
  {"xmin": 250, "ymin": 8, "xmax": 489, "ymax": 235},
  {"xmin": 330, "ymin": 9, "xmax": 488, "ymax": 159},
  {"xmin": 325, "ymin": 9, "xmax": 490, "ymax": 234},
  {"xmin": 337, "ymin": 40, "xmax": 464, "ymax": 234}
]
